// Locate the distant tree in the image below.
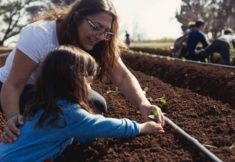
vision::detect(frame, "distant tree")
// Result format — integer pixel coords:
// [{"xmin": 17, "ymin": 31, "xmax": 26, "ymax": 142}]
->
[
  {"xmin": 176, "ymin": 0, "xmax": 208, "ymax": 32},
  {"xmin": 51, "ymin": 0, "xmax": 75, "ymax": 5},
  {"xmin": 176, "ymin": 0, "xmax": 235, "ymax": 39},
  {"xmin": 205, "ymin": 0, "xmax": 235, "ymax": 38},
  {"xmin": 0, "ymin": 0, "xmax": 49, "ymax": 46}
]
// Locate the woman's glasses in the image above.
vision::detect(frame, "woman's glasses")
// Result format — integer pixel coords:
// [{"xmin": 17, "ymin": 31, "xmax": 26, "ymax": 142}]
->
[{"xmin": 86, "ymin": 18, "xmax": 114, "ymax": 40}]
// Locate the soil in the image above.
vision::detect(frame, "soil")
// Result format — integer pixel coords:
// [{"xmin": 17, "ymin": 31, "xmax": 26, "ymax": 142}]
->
[
  {"xmin": 130, "ymin": 47, "xmax": 172, "ymax": 56},
  {"xmin": 0, "ymin": 51, "xmax": 235, "ymax": 162},
  {"xmin": 122, "ymin": 50, "xmax": 235, "ymax": 107}
]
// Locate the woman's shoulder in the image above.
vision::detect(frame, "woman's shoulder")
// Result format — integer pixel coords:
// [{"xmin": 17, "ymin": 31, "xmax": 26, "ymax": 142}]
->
[{"xmin": 23, "ymin": 20, "xmax": 56, "ymax": 34}]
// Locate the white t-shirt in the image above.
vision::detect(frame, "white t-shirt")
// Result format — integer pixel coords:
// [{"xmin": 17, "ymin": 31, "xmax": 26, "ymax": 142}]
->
[
  {"xmin": 218, "ymin": 34, "xmax": 235, "ymax": 44},
  {"xmin": 0, "ymin": 20, "xmax": 59, "ymax": 84}
]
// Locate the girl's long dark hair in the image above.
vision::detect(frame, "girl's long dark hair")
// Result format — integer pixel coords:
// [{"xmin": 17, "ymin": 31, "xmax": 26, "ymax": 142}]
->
[
  {"xmin": 24, "ymin": 46, "xmax": 97, "ymax": 127},
  {"xmin": 34, "ymin": 0, "xmax": 120, "ymax": 79}
]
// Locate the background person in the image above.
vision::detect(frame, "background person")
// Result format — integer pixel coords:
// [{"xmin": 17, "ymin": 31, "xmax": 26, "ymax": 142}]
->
[
  {"xmin": 185, "ymin": 21, "xmax": 195, "ymax": 34},
  {"xmin": 125, "ymin": 31, "xmax": 131, "ymax": 46},
  {"xmin": 204, "ymin": 28, "xmax": 235, "ymax": 65},
  {"xmin": 185, "ymin": 20, "xmax": 210, "ymax": 61},
  {"xmin": 0, "ymin": 0, "xmax": 165, "ymax": 143},
  {"xmin": 172, "ymin": 21, "xmax": 195, "ymax": 58}
]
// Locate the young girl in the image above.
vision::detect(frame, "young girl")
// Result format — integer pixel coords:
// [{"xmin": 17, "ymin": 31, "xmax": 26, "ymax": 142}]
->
[{"xmin": 0, "ymin": 46, "xmax": 164, "ymax": 161}]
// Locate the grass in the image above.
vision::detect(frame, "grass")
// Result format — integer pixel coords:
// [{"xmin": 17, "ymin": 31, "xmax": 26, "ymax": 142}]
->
[
  {"xmin": 130, "ymin": 42, "xmax": 173, "ymax": 50},
  {"xmin": 130, "ymin": 42, "xmax": 235, "ymax": 57}
]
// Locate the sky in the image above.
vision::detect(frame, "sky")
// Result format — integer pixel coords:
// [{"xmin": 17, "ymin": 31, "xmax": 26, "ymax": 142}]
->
[
  {"xmin": 4, "ymin": 0, "xmax": 183, "ymax": 46},
  {"xmin": 113, "ymin": 0, "xmax": 183, "ymax": 40}
]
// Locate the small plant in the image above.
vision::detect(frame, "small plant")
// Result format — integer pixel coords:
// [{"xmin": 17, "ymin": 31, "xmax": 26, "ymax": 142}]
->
[
  {"xmin": 152, "ymin": 107, "xmax": 160, "ymax": 116},
  {"xmin": 155, "ymin": 96, "xmax": 167, "ymax": 105},
  {"xmin": 148, "ymin": 107, "xmax": 161, "ymax": 120},
  {"xmin": 143, "ymin": 87, "xmax": 149, "ymax": 95},
  {"xmin": 148, "ymin": 96, "xmax": 167, "ymax": 106},
  {"xmin": 229, "ymin": 143, "xmax": 235, "ymax": 149},
  {"xmin": 106, "ymin": 87, "xmax": 118, "ymax": 94},
  {"xmin": 166, "ymin": 56, "xmax": 172, "ymax": 61}
]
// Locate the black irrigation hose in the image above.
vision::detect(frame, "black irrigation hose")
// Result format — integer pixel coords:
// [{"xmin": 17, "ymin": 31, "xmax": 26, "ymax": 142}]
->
[
  {"xmin": 127, "ymin": 50, "xmax": 235, "ymax": 69},
  {"xmin": 164, "ymin": 116, "xmax": 223, "ymax": 162}
]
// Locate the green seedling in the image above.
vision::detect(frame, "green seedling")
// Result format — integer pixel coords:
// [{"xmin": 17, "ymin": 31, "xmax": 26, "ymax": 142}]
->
[
  {"xmin": 149, "ymin": 107, "xmax": 161, "ymax": 120},
  {"xmin": 155, "ymin": 96, "xmax": 167, "ymax": 105},
  {"xmin": 166, "ymin": 56, "xmax": 172, "ymax": 61},
  {"xmin": 152, "ymin": 107, "xmax": 160, "ymax": 116},
  {"xmin": 143, "ymin": 87, "xmax": 149, "ymax": 96},
  {"xmin": 147, "ymin": 96, "xmax": 167, "ymax": 105},
  {"xmin": 229, "ymin": 143, "xmax": 235, "ymax": 149},
  {"xmin": 106, "ymin": 87, "xmax": 118, "ymax": 94}
]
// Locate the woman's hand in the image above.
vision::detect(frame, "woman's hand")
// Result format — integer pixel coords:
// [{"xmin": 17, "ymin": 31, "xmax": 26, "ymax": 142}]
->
[
  {"xmin": 140, "ymin": 104, "xmax": 165, "ymax": 126},
  {"xmin": 1, "ymin": 114, "xmax": 24, "ymax": 143},
  {"xmin": 139, "ymin": 121, "xmax": 165, "ymax": 134}
]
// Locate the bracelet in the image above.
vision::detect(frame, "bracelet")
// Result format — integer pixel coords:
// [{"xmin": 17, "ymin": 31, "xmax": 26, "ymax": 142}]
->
[{"xmin": 7, "ymin": 112, "xmax": 20, "ymax": 120}]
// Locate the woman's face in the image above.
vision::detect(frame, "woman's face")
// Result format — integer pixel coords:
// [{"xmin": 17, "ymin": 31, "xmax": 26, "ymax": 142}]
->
[{"xmin": 78, "ymin": 12, "xmax": 113, "ymax": 51}]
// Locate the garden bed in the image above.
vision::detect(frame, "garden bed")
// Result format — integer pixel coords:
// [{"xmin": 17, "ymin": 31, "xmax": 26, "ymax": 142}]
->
[
  {"xmin": 122, "ymin": 50, "xmax": 235, "ymax": 108},
  {"xmin": 61, "ymin": 69, "xmax": 235, "ymax": 162}
]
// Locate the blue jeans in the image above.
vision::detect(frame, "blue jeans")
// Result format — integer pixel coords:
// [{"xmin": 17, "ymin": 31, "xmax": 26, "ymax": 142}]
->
[{"xmin": 0, "ymin": 82, "xmax": 107, "ymax": 113}]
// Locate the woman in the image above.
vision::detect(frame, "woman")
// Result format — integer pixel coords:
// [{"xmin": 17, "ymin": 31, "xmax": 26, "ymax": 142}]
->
[{"xmin": 0, "ymin": 0, "xmax": 164, "ymax": 143}]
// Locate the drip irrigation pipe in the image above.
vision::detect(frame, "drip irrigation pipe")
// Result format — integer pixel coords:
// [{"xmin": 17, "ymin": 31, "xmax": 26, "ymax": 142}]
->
[
  {"xmin": 164, "ymin": 116, "xmax": 223, "ymax": 162},
  {"xmin": 127, "ymin": 50, "xmax": 235, "ymax": 69}
]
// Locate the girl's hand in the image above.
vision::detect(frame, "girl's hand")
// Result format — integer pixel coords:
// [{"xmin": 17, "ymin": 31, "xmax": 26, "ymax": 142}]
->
[
  {"xmin": 1, "ymin": 114, "xmax": 24, "ymax": 143},
  {"xmin": 139, "ymin": 121, "xmax": 165, "ymax": 134},
  {"xmin": 140, "ymin": 104, "xmax": 165, "ymax": 126}
]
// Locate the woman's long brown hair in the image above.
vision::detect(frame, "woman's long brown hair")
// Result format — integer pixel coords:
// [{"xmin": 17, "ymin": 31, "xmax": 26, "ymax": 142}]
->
[
  {"xmin": 34, "ymin": 0, "xmax": 120, "ymax": 79},
  {"xmin": 24, "ymin": 46, "xmax": 97, "ymax": 127}
]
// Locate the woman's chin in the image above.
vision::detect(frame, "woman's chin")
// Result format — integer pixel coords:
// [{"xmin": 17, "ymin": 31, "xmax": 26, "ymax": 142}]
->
[{"xmin": 83, "ymin": 44, "xmax": 94, "ymax": 51}]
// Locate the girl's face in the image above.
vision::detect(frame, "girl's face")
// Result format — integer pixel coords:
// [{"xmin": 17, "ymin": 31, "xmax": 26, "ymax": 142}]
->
[{"xmin": 78, "ymin": 12, "xmax": 113, "ymax": 51}]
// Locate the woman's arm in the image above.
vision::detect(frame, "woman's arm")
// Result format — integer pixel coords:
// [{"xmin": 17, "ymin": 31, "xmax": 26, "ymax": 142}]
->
[
  {"xmin": 1, "ymin": 49, "xmax": 38, "ymax": 142},
  {"xmin": 109, "ymin": 57, "xmax": 164, "ymax": 125},
  {"xmin": 110, "ymin": 57, "xmax": 150, "ymax": 110}
]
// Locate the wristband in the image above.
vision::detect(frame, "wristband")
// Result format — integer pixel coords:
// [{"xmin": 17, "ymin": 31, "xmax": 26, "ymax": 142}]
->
[{"xmin": 7, "ymin": 112, "xmax": 20, "ymax": 120}]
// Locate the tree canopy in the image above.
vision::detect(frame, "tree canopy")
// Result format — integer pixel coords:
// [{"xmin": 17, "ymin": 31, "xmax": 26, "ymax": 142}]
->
[
  {"xmin": 0, "ymin": 0, "xmax": 73, "ymax": 46},
  {"xmin": 176, "ymin": 0, "xmax": 235, "ymax": 39},
  {"xmin": 0, "ymin": 0, "xmax": 51, "ymax": 46}
]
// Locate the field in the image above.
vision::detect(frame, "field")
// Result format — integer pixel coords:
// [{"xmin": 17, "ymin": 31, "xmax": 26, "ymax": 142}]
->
[
  {"xmin": 130, "ymin": 42, "xmax": 235, "ymax": 57},
  {"xmin": 130, "ymin": 42, "xmax": 173, "ymax": 50},
  {"xmin": 0, "ymin": 48, "xmax": 235, "ymax": 161}
]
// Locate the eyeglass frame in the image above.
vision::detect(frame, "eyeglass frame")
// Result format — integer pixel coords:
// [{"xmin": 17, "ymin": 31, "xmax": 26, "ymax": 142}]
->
[{"xmin": 86, "ymin": 18, "xmax": 114, "ymax": 40}]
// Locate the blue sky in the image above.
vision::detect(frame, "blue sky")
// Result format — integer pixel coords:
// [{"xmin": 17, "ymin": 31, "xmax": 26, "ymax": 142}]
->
[{"xmin": 113, "ymin": 0, "xmax": 183, "ymax": 40}]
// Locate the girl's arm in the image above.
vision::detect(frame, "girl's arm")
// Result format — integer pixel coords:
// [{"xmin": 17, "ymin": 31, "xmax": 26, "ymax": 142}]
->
[{"xmin": 67, "ymin": 108, "xmax": 164, "ymax": 143}]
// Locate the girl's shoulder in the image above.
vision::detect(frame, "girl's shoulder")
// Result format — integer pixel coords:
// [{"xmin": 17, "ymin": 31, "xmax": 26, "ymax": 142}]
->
[{"xmin": 56, "ymin": 99, "xmax": 81, "ymax": 110}]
